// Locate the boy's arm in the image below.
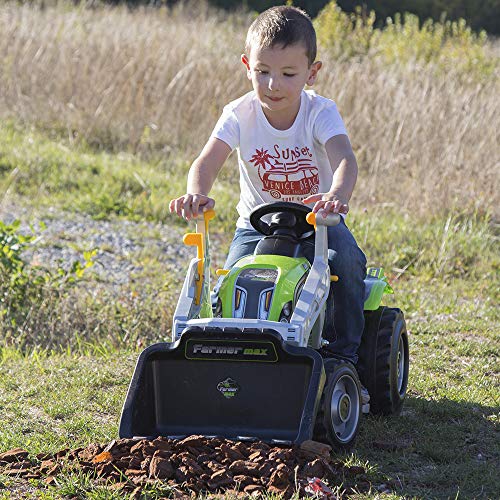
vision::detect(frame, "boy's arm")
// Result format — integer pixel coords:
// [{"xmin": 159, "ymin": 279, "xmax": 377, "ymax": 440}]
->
[
  {"xmin": 303, "ymin": 134, "xmax": 358, "ymax": 215},
  {"xmin": 169, "ymin": 137, "xmax": 232, "ymax": 219}
]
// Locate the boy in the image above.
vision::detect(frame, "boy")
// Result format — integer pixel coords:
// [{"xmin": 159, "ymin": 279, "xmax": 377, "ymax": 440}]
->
[{"xmin": 169, "ymin": 5, "xmax": 366, "ymax": 365}]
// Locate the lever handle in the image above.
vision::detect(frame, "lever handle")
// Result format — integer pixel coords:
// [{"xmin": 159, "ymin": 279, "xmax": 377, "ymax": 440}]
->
[{"xmin": 306, "ymin": 211, "xmax": 341, "ymax": 229}]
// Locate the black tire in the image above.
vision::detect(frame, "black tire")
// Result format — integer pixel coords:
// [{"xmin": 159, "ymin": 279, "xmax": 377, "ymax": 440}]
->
[
  {"xmin": 358, "ymin": 307, "xmax": 409, "ymax": 415},
  {"xmin": 313, "ymin": 358, "xmax": 361, "ymax": 449}
]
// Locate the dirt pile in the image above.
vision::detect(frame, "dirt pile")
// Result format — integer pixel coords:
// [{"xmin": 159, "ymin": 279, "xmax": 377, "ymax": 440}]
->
[{"xmin": 0, "ymin": 436, "xmax": 369, "ymax": 498}]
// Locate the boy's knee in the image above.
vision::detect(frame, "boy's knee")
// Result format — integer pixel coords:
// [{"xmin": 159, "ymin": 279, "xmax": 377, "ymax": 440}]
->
[{"xmin": 328, "ymin": 244, "xmax": 366, "ymax": 277}]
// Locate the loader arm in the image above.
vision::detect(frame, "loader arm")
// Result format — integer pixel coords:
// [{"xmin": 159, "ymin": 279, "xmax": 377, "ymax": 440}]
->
[
  {"xmin": 173, "ymin": 210, "xmax": 215, "ymax": 338},
  {"xmin": 290, "ymin": 212, "xmax": 340, "ymax": 348}
]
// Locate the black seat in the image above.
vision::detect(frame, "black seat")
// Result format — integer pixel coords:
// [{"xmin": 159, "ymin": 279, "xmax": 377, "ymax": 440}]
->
[{"xmin": 254, "ymin": 234, "xmax": 304, "ymax": 258}]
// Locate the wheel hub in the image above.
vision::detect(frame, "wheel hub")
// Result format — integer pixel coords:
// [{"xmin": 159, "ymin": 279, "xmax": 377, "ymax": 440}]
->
[
  {"xmin": 329, "ymin": 373, "xmax": 360, "ymax": 443},
  {"xmin": 337, "ymin": 394, "xmax": 351, "ymax": 422}
]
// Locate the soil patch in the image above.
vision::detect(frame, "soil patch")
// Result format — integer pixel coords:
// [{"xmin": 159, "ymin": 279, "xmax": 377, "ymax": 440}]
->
[{"xmin": 0, "ymin": 436, "xmax": 370, "ymax": 498}]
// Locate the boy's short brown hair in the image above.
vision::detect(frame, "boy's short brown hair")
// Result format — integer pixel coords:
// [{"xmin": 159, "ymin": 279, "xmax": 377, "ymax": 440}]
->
[{"xmin": 245, "ymin": 6, "xmax": 317, "ymax": 66}]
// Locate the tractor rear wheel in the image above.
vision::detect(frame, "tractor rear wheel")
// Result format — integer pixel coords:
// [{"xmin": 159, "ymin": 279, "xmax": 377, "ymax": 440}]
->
[
  {"xmin": 358, "ymin": 307, "xmax": 409, "ymax": 415},
  {"xmin": 314, "ymin": 359, "xmax": 361, "ymax": 449}
]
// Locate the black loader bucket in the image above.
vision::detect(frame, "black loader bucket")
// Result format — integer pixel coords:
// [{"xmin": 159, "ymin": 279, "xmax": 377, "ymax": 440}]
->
[{"xmin": 119, "ymin": 327, "xmax": 325, "ymax": 444}]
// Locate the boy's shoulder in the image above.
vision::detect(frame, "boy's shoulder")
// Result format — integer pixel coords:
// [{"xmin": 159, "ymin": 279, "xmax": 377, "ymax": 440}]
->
[
  {"xmin": 303, "ymin": 89, "xmax": 338, "ymax": 110},
  {"xmin": 223, "ymin": 91, "xmax": 258, "ymax": 113}
]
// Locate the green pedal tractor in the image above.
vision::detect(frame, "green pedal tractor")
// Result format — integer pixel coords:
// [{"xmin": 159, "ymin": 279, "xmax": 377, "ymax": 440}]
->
[{"xmin": 120, "ymin": 202, "xmax": 409, "ymax": 449}]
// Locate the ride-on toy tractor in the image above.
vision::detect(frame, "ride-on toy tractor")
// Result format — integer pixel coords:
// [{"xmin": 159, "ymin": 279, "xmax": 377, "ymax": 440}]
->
[{"xmin": 119, "ymin": 202, "xmax": 409, "ymax": 449}]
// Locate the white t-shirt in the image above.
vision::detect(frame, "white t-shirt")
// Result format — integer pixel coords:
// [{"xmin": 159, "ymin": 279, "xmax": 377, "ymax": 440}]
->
[{"xmin": 211, "ymin": 89, "xmax": 348, "ymax": 229}]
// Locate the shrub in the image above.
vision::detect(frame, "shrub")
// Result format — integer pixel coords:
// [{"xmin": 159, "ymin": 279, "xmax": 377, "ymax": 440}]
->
[
  {"xmin": 315, "ymin": 1, "xmax": 496, "ymax": 78},
  {"xmin": 314, "ymin": 2, "xmax": 377, "ymax": 60},
  {"xmin": 0, "ymin": 219, "xmax": 95, "ymax": 345}
]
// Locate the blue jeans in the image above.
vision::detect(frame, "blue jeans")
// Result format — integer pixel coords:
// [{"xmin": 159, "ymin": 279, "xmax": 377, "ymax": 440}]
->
[{"xmin": 224, "ymin": 220, "xmax": 367, "ymax": 364}]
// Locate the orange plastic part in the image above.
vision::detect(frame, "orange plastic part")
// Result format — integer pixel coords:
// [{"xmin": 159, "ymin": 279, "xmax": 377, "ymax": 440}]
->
[
  {"xmin": 182, "ymin": 209, "xmax": 216, "ymax": 306},
  {"xmin": 306, "ymin": 212, "xmax": 317, "ymax": 230}
]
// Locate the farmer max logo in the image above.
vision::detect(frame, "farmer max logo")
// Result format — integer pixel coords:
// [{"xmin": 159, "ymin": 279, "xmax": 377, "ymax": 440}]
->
[
  {"xmin": 249, "ymin": 144, "xmax": 319, "ymax": 200},
  {"xmin": 217, "ymin": 378, "xmax": 240, "ymax": 399},
  {"xmin": 185, "ymin": 339, "xmax": 278, "ymax": 362}
]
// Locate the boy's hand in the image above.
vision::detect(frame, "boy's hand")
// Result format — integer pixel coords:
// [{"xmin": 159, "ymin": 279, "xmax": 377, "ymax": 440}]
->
[
  {"xmin": 169, "ymin": 193, "xmax": 215, "ymax": 220},
  {"xmin": 303, "ymin": 193, "xmax": 349, "ymax": 217}
]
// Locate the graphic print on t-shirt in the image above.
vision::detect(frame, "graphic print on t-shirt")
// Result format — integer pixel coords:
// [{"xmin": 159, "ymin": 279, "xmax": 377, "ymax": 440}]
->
[{"xmin": 249, "ymin": 144, "xmax": 319, "ymax": 201}]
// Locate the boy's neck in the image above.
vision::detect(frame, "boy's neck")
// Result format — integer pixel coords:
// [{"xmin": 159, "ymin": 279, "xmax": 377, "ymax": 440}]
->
[{"xmin": 261, "ymin": 97, "xmax": 302, "ymax": 130}]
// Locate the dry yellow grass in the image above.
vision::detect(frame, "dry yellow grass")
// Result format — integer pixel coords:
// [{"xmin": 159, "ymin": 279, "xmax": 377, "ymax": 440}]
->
[{"xmin": 0, "ymin": 1, "xmax": 498, "ymax": 216}]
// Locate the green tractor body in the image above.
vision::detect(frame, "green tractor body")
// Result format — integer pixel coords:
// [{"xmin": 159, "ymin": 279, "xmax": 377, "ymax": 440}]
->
[{"xmin": 119, "ymin": 203, "xmax": 409, "ymax": 448}]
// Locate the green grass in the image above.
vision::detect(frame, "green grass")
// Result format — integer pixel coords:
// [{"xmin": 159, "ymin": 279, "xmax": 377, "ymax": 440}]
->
[
  {"xmin": 0, "ymin": 123, "xmax": 499, "ymax": 499},
  {"xmin": 0, "ymin": 121, "xmax": 238, "ymax": 230}
]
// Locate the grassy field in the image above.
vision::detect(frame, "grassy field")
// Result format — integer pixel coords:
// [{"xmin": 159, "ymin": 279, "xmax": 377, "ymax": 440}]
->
[
  {"xmin": 0, "ymin": 1, "xmax": 499, "ymax": 499},
  {"xmin": 0, "ymin": 120, "xmax": 498, "ymax": 499}
]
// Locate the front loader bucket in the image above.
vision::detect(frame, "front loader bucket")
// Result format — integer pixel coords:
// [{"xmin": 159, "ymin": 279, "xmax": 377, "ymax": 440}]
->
[{"xmin": 119, "ymin": 327, "xmax": 325, "ymax": 444}]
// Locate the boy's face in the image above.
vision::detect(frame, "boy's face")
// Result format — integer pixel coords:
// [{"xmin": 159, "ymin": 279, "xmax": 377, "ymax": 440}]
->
[{"xmin": 242, "ymin": 43, "xmax": 321, "ymax": 125}]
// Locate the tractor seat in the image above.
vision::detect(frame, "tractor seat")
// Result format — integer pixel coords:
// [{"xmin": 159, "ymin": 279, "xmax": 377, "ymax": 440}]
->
[{"xmin": 254, "ymin": 234, "xmax": 304, "ymax": 259}]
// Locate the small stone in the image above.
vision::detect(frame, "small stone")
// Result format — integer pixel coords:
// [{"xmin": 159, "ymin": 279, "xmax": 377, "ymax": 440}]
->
[
  {"xmin": 231, "ymin": 442, "xmax": 250, "ymax": 457},
  {"xmin": 151, "ymin": 437, "xmax": 173, "ymax": 452},
  {"xmin": 131, "ymin": 475, "xmax": 148, "ymax": 485},
  {"xmin": 248, "ymin": 450, "xmax": 266, "ymax": 461},
  {"xmin": 129, "ymin": 486, "xmax": 143, "ymax": 499},
  {"xmin": 125, "ymin": 469, "xmax": 147, "ymax": 476},
  {"xmin": 268, "ymin": 465, "xmax": 291, "ymax": 490},
  {"xmin": 0, "ymin": 448, "xmax": 29, "ymax": 462},
  {"xmin": 257, "ymin": 461, "xmax": 274, "ymax": 477},
  {"xmin": 302, "ymin": 458, "xmax": 328, "ymax": 478},
  {"xmin": 268, "ymin": 484, "xmax": 294, "ymax": 497},
  {"xmin": 67, "ymin": 447, "xmax": 84, "ymax": 460},
  {"xmin": 298, "ymin": 440, "xmax": 332, "ymax": 459},
  {"xmin": 119, "ymin": 455, "xmax": 142, "ymax": 471},
  {"xmin": 104, "ymin": 439, "xmax": 135, "ymax": 457},
  {"xmin": 205, "ymin": 460, "xmax": 223, "ymax": 472},
  {"xmin": 96, "ymin": 462, "xmax": 115, "ymax": 477},
  {"xmin": 78, "ymin": 443, "xmax": 102, "ymax": 462},
  {"xmin": 107, "ymin": 482, "xmax": 127, "ymax": 491},
  {"xmin": 149, "ymin": 456, "xmax": 174, "ymax": 479},
  {"xmin": 8, "ymin": 460, "xmax": 32, "ymax": 470},
  {"xmin": 130, "ymin": 440, "xmax": 157, "ymax": 457},
  {"xmin": 233, "ymin": 474, "xmax": 255, "ymax": 487},
  {"xmin": 208, "ymin": 469, "xmax": 234, "ymax": 490},
  {"xmin": 244, "ymin": 484, "xmax": 264, "ymax": 495},
  {"xmin": 219, "ymin": 443, "xmax": 245, "ymax": 461},
  {"xmin": 174, "ymin": 465, "xmax": 190, "ymax": 483},
  {"xmin": 46, "ymin": 463, "xmax": 62, "ymax": 476},
  {"xmin": 228, "ymin": 460, "xmax": 261, "ymax": 477},
  {"xmin": 178, "ymin": 435, "xmax": 207, "ymax": 448}
]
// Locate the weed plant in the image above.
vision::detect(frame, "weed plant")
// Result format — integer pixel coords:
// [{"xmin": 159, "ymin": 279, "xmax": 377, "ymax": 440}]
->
[{"xmin": 0, "ymin": 219, "xmax": 97, "ymax": 348}]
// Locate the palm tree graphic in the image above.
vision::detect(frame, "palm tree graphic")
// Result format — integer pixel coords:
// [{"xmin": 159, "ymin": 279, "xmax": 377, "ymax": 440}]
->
[{"xmin": 250, "ymin": 148, "xmax": 274, "ymax": 170}]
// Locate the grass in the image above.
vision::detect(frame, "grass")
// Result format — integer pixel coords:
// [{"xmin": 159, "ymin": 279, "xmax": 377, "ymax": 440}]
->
[
  {"xmin": 0, "ymin": 280, "xmax": 498, "ymax": 498},
  {"xmin": 0, "ymin": 123, "xmax": 498, "ymax": 499},
  {"xmin": 0, "ymin": 121, "xmax": 237, "ymax": 231}
]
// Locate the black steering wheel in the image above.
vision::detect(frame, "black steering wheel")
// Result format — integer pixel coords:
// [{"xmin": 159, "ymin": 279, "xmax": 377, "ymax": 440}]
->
[{"xmin": 249, "ymin": 202, "xmax": 314, "ymax": 241}]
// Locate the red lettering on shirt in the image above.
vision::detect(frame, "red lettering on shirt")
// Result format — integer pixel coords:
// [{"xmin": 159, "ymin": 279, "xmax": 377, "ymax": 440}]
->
[{"xmin": 249, "ymin": 144, "xmax": 319, "ymax": 200}]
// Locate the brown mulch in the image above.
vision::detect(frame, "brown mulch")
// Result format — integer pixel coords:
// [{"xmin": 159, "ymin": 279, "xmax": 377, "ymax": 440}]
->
[{"xmin": 0, "ymin": 437, "xmax": 370, "ymax": 498}]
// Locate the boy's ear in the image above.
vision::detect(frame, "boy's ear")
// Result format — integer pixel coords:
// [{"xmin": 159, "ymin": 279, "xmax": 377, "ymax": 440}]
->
[
  {"xmin": 241, "ymin": 54, "xmax": 252, "ymax": 79},
  {"xmin": 307, "ymin": 61, "xmax": 322, "ymax": 86}
]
